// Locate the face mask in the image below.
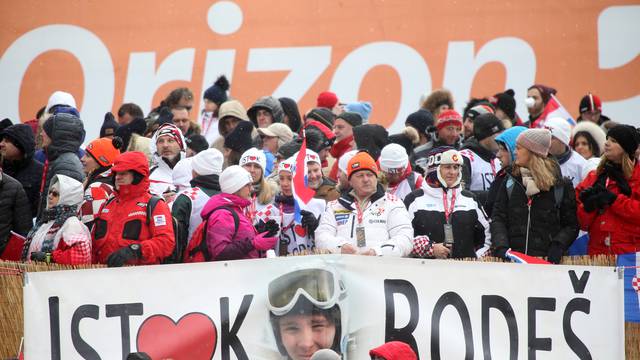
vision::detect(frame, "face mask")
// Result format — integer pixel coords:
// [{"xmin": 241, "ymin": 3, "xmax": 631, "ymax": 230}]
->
[{"xmin": 525, "ymin": 97, "xmax": 536, "ymax": 108}]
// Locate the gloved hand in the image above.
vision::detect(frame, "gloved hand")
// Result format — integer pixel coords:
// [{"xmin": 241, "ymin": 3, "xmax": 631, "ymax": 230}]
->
[
  {"xmin": 410, "ymin": 235, "xmax": 433, "ymax": 258},
  {"xmin": 579, "ymin": 186, "xmax": 604, "ymax": 213},
  {"xmin": 300, "ymin": 210, "xmax": 319, "ymax": 233},
  {"xmin": 252, "ymin": 234, "xmax": 278, "ymax": 251},
  {"xmin": 493, "ymin": 247, "xmax": 509, "ymax": 260},
  {"xmin": 261, "ymin": 219, "xmax": 279, "ymax": 237},
  {"xmin": 107, "ymin": 244, "xmax": 142, "ymax": 267},
  {"xmin": 547, "ymin": 242, "xmax": 564, "ymax": 264},
  {"xmin": 595, "ymin": 189, "xmax": 617, "ymax": 209},
  {"xmin": 30, "ymin": 251, "xmax": 51, "ymax": 263}
]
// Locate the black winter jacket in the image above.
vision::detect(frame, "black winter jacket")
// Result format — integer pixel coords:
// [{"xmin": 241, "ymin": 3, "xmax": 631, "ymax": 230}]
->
[
  {"xmin": 0, "ymin": 172, "xmax": 33, "ymax": 256},
  {"xmin": 490, "ymin": 173, "xmax": 578, "ymax": 256},
  {"xmin": 1, "ymin": 124, "xmax": 44, "ymax": 217},
  {"xmin": 38, "ymin": 113, "xmax": 85, "ymax": 219}
]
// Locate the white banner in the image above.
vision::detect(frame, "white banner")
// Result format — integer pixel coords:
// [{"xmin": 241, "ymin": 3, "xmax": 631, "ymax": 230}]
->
[{"xmin": 24, "ymin": 255, "xmax": 624, "ymax": 359}]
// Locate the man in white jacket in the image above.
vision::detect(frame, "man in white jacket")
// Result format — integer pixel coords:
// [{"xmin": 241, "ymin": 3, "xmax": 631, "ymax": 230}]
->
[
  {"xmin": 545, "ymin": 117, "xmax": 591, "ymax": 187},
  {"xmin": 149, "ymin": 123, "xmax": 186, "ymax": 200},
  {"xmin": 315, "ymin": 151, "xmax": 413, "ymax": 256}
]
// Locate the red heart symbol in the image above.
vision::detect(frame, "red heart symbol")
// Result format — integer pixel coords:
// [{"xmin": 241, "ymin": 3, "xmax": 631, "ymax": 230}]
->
[
  {"xmin": 294, "ymin": 224, "xmax": 307, "ymax": 237},
  {"xmin": 136, "ymin": 313, "xmax": 217, "ymax": 360}
]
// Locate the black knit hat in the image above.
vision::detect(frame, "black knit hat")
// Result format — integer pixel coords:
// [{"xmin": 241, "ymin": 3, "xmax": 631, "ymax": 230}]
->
[
  {"xmin": 405, "ymin": 109, "xmax": 434, "ymax": 135},
  {"xmin": 100, "ymin": 112, "xmax": 120, "ymax": 138},
  {"xmin": 224, "ymin": 121, "xmax": 254, "ymax": 154},
  {"xmin": 353, "ymin": 124, "xmax": 389, "ymax": 161},
  {"xmin": 494, "ymin": 89, "xmax": 516, "ymax": 120},
  {"xmin": 203, "ymin": 75, "xmax": 230, "ymax": 106},
  {"xmin": 336, "ymin": 112, "xmax": 362, "ymax": 128},
  {"xmin": 0, "ymin": 118, "xmax": 13, "ymax": 133},
  {"xmin": 278, "ymin": 97, "xmax": 302, "ymax": 133},
  {"xmin": 186, "ymin": 134, "xmax": 209, "ymax": 154},
  {"xmin": 607, "ymin": 125, "xmax": 639, "ymax": 159},
  {"xmin": 474, "ymin": 113, "xmax": 505, "ymax": 141},
  {"xmin": 305, "ymin": 107, "xmax": 336, "ymax": 129},
  {"xmin": 1, "ymin": 123, "xmax": 35, "ymax": 157},
  {"xmin": 154, "ymin": 107, "xmax": 174, "ymax": 126}
]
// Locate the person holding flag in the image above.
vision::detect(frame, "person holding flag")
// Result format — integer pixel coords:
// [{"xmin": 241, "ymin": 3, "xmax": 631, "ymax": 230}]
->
[
  {"xmin": 315, "ymin": 151, "xmax": 413, "ymax": 256},
  {"xmin": 255, "ymin": 158, "xmax": 325, "ymax": 256}
]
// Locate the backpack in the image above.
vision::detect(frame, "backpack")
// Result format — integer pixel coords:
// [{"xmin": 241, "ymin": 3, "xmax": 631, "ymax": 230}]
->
[{"xmin": 183, "ymin": 206, "xmax": 239, "ymax": 263}]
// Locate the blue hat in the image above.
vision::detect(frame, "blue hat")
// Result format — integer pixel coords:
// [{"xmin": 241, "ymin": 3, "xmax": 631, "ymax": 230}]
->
[
  {"xmin": 495, "ymin": 126, "xmax": 527, "ymax": 162},
  {"xmin": 345, "ymin": 101, "xmax": 372, "ymax": 122}
]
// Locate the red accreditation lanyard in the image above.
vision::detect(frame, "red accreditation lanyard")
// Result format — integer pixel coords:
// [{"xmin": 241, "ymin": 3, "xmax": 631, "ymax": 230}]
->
[{"xmin": 442, "ymin": 189, "xmax": 457, "ymax": 224}]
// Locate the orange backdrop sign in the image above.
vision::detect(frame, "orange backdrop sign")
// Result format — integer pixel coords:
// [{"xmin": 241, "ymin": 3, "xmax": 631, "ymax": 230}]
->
[{"xmin": 1, "ymin": 0, "xmax": 639, "ymax": 139}]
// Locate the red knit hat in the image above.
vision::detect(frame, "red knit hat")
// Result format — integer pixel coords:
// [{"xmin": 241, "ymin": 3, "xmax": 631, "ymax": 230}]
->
[
  {"xmin": 436, "ymin": 109, "xmax": 463, "ymax": 130},
  {"xmin": 317, "ymin": 91, "xmax": 339, "ymax": 109},
  {"xmin": 85, "ymin": 138, "xmax": 121, "ymax": 167},
  {"xmin": 347, "ymin": 151, "xmax": 379, "ymax": 179}
]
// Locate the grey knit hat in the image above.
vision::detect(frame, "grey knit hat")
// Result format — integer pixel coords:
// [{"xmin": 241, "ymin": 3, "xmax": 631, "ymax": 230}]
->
[{"xmin": 516, "ymin": 129, "xmax": 552, "ymax": 157}]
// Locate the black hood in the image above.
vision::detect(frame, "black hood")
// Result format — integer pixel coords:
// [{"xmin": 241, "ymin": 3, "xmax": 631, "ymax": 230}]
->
[
  {"xmin": 1, "ymin": 124, "xmax": 36, "ymax": 158},
  {"xmin": 43, "ymin": 113, "xmax": 85, "ymax": 160},
  {"xmin": 461, "ymin": 137, "xmax": 496, "ymax": 163},
  {"xmin": 353, "ymin": 124, "xmax": 389, "ymax": 161}
]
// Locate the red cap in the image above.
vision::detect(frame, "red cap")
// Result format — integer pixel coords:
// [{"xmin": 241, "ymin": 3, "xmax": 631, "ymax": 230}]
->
[
  {"xmin": 316, "ymin": 91, "xmax": 339, "ymax": 109},
  {"xmin": 436, "ymin": 109, "xmax": 463, "ymax": 130}
]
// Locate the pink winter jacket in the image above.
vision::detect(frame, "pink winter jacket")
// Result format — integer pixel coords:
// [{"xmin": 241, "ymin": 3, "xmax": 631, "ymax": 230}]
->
[{"xmin": 202, "ymin": 193, "xmax": 271, "ymax": 260}]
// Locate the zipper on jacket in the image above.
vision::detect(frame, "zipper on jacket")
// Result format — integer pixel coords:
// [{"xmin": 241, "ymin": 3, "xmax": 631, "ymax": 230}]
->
[{"xmin": 525, "ymin": 197, "xmax": 532, "ymax": 255}]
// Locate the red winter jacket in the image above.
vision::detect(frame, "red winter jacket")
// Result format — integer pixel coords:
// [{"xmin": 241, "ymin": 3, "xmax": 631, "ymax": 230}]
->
[
  {"xmin": 369, "ymin": 341, "xmax": 417, "ymax": 360},
  {"xmin": 92, "ymin": 152, "xmax": 175, "ymax": 265},
  {"xmin": 576, "ymin": 163, "xmax": 640, "ymax": 255}
]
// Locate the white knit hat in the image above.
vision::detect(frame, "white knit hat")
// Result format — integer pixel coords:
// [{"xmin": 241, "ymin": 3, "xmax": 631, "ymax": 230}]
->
[
  {"xmin": 544, "ymin": 117, "xmax": 572, "ymax": 147},
  {"xmin": 379, "ymin": 143, "xmax": 409, "ymax": 172},
  {"xmin": 45, "ymin": 91, "xmax": 76, "ymax": 113},
  {"xmin": 293, "ymin": 149, "xmax": 322, "ymax": 166},
  {"xmin": 239, "ymin": 147, "xmax": 267, "ymax": 171},
  {"xmin": 278, "ymin": 158, "xmax": 295, "ymax": 173},
  {"xmin": 192, "ymin": 148, "xmax": 223, "ymax": 176},
  {"xmin": 338, "ymin": 150, "xmax": 358, "ymax": 174},
  {"xmin": 572, "ymin": 121, "xmax": 606, "ymax": 156},
  {"xmin": 220, "ymin": 165, "xmax": 253, "ymax": 194}
]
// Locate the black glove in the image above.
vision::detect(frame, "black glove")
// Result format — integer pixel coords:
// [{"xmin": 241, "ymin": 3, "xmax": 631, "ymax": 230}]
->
[
  {"xmin": 579, "ymin": 186, "xmax": 603, "ymax": 213},
  {"xmin": 547, "ymin": 242, "xmax": 564, "ymax": 264},
  {"xmin": 30, "ymin": 251, "xmax": 51, "ymax": 263},
  {"xmin": 263, "ymin": 219, "xmax": 279, "ymax": 237},
  {"xmin": 494, "ymin": 247, "xmax": 508, "ymax": 260},
  {"xmin": 595, "ymin": 190, "xmax": 617, "ymax": 209},
  {"xmin": 107, "ymin": 244, "xmax": 142, "ymax": 267},
  {"xmin": 300, "ymin": 210, "xmax": 319, "ymax": 233}
]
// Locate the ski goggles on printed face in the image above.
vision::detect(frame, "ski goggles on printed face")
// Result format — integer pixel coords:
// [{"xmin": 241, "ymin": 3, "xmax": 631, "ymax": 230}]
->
[{"xmin": 268, "ymin": 268, "xmax": 344, "ymax": 316}]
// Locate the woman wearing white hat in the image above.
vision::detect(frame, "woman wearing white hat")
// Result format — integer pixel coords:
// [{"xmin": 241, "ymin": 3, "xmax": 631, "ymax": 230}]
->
[
  {"xmin": 201, "ymin": 165, "xmax": 278, "ymax": 260},
  {"xmin": 239, "ymin": 147, "xmax": 277, "ymax": 223},
  {"xmin": 405, "ymin": 149, "xmax": 490, "ymax": 259},
  {"xmin": 379, "ymin": 143, "xmax": 426, "ymax": 201}
]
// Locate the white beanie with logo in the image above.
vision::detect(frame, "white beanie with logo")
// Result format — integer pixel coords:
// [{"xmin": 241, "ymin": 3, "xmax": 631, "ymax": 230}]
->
[
  {"xmin": 544, "ymin": 117, "xmax": 572, "ymax": 147},
  {"xmin": 239, "ymin": 147, "xmax": 267, "ymax": 171}
]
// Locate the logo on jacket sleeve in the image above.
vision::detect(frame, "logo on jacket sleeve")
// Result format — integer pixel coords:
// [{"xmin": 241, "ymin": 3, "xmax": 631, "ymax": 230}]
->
[{"xmin": 153, "ymin": 215, "xmax": 167, "ymax": 226}]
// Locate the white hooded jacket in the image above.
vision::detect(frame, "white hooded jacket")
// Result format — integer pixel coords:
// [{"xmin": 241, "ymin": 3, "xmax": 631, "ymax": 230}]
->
[{"xmin": 149, "ymin": 124, "xmax": 187, "ymax": 196}]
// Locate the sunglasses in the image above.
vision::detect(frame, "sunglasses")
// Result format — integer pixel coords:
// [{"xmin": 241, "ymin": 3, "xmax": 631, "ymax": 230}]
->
[{"xmin": 49, "ymin": 190, "xmax": 59, "ymax": 197}]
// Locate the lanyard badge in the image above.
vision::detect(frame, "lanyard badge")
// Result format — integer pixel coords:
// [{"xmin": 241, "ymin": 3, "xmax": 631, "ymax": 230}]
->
[
  {"xmin": 354, "ymin": 200, "xmax": 366, "ymax": 247},
  {"xmin": 442, "ymin": 190, "xmax": 456, "ymax": 248}
]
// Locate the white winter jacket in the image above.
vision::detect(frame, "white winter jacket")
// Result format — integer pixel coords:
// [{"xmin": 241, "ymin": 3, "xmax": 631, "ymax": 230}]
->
[{"xmin": 315, "ymin": 185, "xmax": 414, "ymax": 256}]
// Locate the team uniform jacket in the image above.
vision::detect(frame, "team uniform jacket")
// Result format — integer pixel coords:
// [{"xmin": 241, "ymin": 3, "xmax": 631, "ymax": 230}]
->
[
  {"xmin": 405, "ymin": 185, "xmax": 491, "ymax": 258},
  {"xmin": 255, "ymin": 195, "xmax": 325, "ymax": 255},
  {"xmin": 92, "ymin": 153, "xmax": 175, "ymax": 265},
  {"xmin": 80, "ymin": 167, "xmax": 114, "ymax": 228},
  {"xmin": 385, "ymin": 171, "xmax": 426, "ymax": 202},
  {"xmin": 557, "ymin": 149, "xmax": 589, "ymax": 187},
  {"xmin": 460, "ymin": 139, "xmax": 501, "ymax": 205},
  {"xmin": 315, "ymin": 185, "xmax": 413, "ymax": 256},
  {"xmin": 576, "ymin": 164, "xmax": 640, "ymax": 255}
]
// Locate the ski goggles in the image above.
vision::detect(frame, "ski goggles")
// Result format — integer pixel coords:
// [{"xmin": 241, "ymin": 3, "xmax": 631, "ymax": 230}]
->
[{"xmin": 268, "ymin": 268, "xmax": 344, "ymax": 316}]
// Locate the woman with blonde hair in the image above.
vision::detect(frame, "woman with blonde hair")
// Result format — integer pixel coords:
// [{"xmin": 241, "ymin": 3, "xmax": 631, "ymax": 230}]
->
[
  {"xmin": 491, "ymin": 129, "xmax": 578, "ymax": 263},
  {"xmin": 576, "ymin": 125, "xmax": 640, "ymax": 255}
]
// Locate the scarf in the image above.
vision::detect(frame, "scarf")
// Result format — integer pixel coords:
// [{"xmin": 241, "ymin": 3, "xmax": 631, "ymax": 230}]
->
[
  {"xmin": 22, "ymin": 204, "xmax": 79, "ymax": 260},
  {"xmin": 274, "ymin": 194, "xmax": 295, "ymax": 213},
  {"xmin": 328, "ymin": 135, "xmax": 355, "ymax": 181},
  {"xmin": 596, "ymin": 162, "xmax": 631, "ymax": 196}
]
